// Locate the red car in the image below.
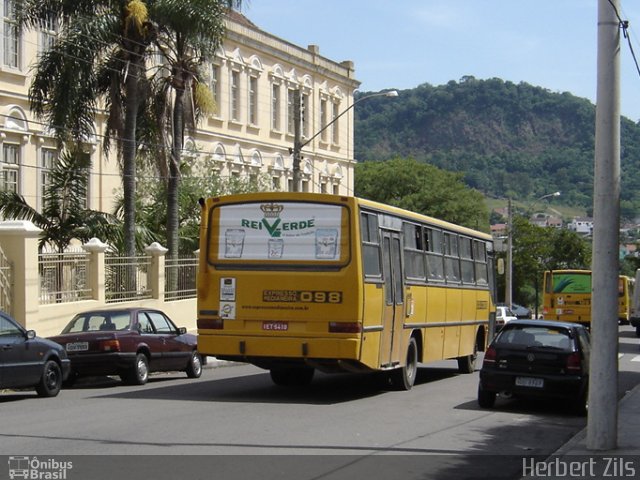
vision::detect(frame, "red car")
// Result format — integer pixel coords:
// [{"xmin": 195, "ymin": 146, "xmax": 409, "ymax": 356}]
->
[{"xmin": 48, "ymin": 308, "xmax": 203, "ymax": 386}]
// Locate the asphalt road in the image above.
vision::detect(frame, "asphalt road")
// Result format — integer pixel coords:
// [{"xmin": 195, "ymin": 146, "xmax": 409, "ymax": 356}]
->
[{"xmin": 1, "ymin": 325, "xmax": 638, "ymax": 480}]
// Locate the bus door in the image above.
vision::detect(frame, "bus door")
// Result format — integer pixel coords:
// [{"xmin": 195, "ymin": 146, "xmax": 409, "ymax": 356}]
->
[{"xmin": 379, "ymin": 230, "xmax": 405, "ymax": 368}]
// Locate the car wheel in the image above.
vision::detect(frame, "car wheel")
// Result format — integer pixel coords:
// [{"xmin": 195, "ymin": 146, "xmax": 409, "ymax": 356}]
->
[
  {"xmin": 186, "ymin": 351, "xmax": 203, "ymax": 378},
  {"xmin": 477, "ymin": 384, "xmax": 496, "ymax": 409},
  {"xmin": 390, "ymin": 336, "xmax": 419, "ymax": 390},
  {"xmin": 123, "ymin": 353, "xmax": 149, "ymax": 385},
  {"xmin": 269, "ymin": 367, "xmax": 315, "ymax": 387},
  {"xmin": 35, "ymin": 360, "xmax": 62, "ymax": 397},
  {"xmin": 636, "ymin": 326, "xmax": 640, "ymax": 338}
]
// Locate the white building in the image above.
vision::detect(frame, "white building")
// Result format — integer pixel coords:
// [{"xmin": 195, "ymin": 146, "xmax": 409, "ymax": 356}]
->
[
  {"xmin": 0, "ymin": 9, "xmax": 360, "ymax": 216},
  {"xmin": 567, "ymin": 217, "xmax": 594, "ymax": 236}
]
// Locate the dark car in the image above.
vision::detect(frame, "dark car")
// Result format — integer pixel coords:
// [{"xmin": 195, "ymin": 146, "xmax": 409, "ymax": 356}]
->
[
  {"xmin": 0, "ymin": 311, "xmax": 70, "ymax": 397},
  {"xmin": 478, "ymin": 319, "xmax": 590, "ymax": 415},
  {"xmin": 48, "ymin": 308, "xmax": 203, "ymax": 386}
]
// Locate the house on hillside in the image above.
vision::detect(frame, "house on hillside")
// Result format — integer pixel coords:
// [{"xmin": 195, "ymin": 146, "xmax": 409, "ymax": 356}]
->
[
  {"xmin": 490, "ymin": 223, "xmax": 507, "ymax": 237},
  {"xmin": 529, "ymin": 213, "xmax": 563, "ymax": 228},
  {"xmin": 567, "ymin": 217, "xmax": 594, "ymax": 236}
]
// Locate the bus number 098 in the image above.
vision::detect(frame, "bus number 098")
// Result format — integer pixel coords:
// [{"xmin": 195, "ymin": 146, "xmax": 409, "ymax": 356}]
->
[{"xmin": 299, "ymin": 291, "xmax": 342, "ymax": 303}]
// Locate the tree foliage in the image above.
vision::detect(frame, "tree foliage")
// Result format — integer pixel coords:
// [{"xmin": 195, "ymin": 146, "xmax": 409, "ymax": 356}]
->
[
  {"xmin": 130, "ymin": 156, "xmax": 272, "ymax": 254},
  {"xmin": 354, "ymin": 157, "xmax": 489, "ymax": 231},
  {"xmin": 355, "ymin": 77, "xmax": 640, "ymax": 221},
  {"xmin": 497, "ymin": 216, "xmax": 591, "ymax": 307}
]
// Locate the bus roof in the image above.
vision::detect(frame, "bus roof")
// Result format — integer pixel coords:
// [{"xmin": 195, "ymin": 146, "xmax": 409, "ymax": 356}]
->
[{"xmin": 204, "ymin": 192, "xmax": 492, "ymax": 241}]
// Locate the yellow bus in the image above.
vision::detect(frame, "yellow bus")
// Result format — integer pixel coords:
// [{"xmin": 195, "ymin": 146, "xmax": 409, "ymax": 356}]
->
[
  {"xmin": 542, "ymin": 269, "xmax": 632, "ymax": 326},
  {"xmin": 619, "ymin": 275, "xmax": 634, "ymax": 325},
  {"xmin": 196, "ymin": 192, "xmax": 496, "ymax": 390}
]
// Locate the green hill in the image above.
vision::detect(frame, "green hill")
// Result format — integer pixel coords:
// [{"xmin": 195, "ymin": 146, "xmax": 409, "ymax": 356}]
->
[{"xmin": 355, "ymin": 76, "xmax": 640, "ymax": 221}]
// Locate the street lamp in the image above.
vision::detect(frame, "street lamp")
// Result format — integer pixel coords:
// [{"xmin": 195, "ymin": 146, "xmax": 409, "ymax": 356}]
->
[
  {"xmin": 291, "ymin": 89, "xmax": 399, "ymax": 192},
  {"xmin": 540, "ymin": 191, "xmax": 561, "ymax": 200}
]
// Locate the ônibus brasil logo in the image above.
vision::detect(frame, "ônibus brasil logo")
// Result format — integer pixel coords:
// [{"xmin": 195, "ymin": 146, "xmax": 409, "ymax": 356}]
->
[
  {"xmin": 240, "ymin": 203, "xmax": 315, "ymax": 237},
  {"xmin": 8, "ymin": 456, "xmax": 73, "ymax": 480}
]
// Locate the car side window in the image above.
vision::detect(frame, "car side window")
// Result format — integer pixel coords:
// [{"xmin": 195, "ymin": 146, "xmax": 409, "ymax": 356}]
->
[
  {"xmin": 0, "ymin": 315, "xmax": 22, "ymax": 337},
  {"xmin": 137, "ymin": 313, "xmax": 155, "ymax": 334},
  {"xmin": 147, "ymin": 312, "xmax": 175, "ymax": 334}
]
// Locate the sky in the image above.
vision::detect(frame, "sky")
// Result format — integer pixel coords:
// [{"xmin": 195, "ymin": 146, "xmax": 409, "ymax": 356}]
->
[{"xmin": 240, "ymin": 0, "xmax": 640, "ymax": 121}]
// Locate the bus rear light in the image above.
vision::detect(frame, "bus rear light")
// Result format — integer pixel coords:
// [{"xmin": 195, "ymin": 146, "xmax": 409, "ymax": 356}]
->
[
  {"xmin": 329, "ymin": 322, "xmax": 362, "ymax": 334},
  {"xmin": 198, "ymin": 318, "xmax": 224, "ymax": 330},
  {"xmin": 482, "ymin": 346, "xmax": 497, "ymax": 366}
]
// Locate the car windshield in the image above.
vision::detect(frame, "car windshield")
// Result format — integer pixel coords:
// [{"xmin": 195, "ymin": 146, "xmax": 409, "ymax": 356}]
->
[
  {"xmin": 61, "ymin": 312, "xmax": 131, "ymax": 333},
  {"xmin": 496, "ymin": 326, "xmax": 573, "ymax": 350}
]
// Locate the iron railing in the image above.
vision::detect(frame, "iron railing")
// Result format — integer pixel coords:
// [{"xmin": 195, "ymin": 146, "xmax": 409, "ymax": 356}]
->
[
  {"xmin": 39, "ymin": 251, "xmax": 91, "ymax": 304},
  {"xmin": 165, "ymin": 255, "xmax": 198, "ymax": 301}
]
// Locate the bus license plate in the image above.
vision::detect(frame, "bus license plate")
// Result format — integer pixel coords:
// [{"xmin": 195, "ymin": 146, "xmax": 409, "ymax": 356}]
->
[
  {"xmin": 516, "ymin": 376, "xmax": 544, "ymax": 388},
  {"xmin": 66, "ymin": 342, "xmax": 89, "ymax": 352},
  {"xmin": 262, "ymin": 321, "xmax": 288, "ymax": 331}
]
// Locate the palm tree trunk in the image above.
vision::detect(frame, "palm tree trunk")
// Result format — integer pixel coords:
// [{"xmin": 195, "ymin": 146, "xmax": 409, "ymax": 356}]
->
[
  {"xmin": 122, "ymin": 57, "xmax": 145, "ymax": 293},
  {"xmin": 166, "ymin": 74, "xmax": 187, "ymax": 293}
]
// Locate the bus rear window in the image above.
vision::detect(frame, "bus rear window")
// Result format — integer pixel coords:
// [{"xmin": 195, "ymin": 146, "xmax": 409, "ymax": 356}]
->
[
  {"xmin": 552, "ymin": 273, "xmax": 591, "ymax": 294},
  {"xmin": 210, "ymin": 201, "xmax": 348, "ymax": 263}
]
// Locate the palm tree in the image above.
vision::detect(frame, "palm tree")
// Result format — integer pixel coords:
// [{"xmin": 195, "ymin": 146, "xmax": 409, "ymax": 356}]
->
[
  {"xmin": 143, "ymin": 0, "xmax": 241, "ymax": 259},
  {"xmin": 17, "ymin": 0, "xmax": 156, "ymax": 259}
]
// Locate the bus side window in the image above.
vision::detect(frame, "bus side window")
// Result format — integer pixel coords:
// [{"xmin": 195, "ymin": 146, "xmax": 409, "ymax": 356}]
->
[
  {"xmin": 425, "ymin": 228, "xmax": 444, "ymax": 282},
  {"xmin": 474, "ymin": 240, "xmax": 488, "ymax": 286},
  {"xmin": 444, "ymin": 232, "xmax": 461, "ymax": 284},
  {"xmin": 361, "ymin": 212, "xmax": 382, "ymax": 278},
  {"xmin": 402, "ymin": 222, "xmax": 426, "ymax": 281},
  {"xmin": 460, "ymin": 236, "xmax": 475, "ymax": 284}
]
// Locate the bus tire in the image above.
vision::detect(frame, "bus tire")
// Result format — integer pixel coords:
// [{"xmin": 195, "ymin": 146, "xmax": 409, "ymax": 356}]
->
[
  {"xmin": 457, "ymin": 341, "xmax": 478, "ymax": 374},
  {"xmin": 636, "ymin": 326, "xmax": 640, "ymax": 338},
  {"xmin": 270, "ymin": 367, "xmax": 314, "ymax": 387},
  {"xmin": 390, "ymin": 336, "xmax": 418, "ymax": 391}
]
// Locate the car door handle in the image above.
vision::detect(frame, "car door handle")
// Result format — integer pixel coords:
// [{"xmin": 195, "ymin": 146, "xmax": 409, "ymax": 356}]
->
[{"xmin": 2, "ymin": 345, "xmax": 12, "ymax": 351}]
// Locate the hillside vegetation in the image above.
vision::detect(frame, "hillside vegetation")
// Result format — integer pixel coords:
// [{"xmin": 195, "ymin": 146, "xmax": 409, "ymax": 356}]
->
[{"xmin": 354, "ymin": 77, "xmax": 640, "ymax": 221}]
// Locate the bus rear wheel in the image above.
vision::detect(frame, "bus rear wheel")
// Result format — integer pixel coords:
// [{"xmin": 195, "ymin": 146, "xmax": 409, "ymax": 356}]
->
[
  {"xmin": 390, "ymin": 336, "xmax": 418, "ymax": 391},
  {"xmin": 270, "ymin": 367, "xmax": 315, "ymax": 387},
  {"xmin": 457, "ymin": 340, "xmax": 478, "ymax": 374}
]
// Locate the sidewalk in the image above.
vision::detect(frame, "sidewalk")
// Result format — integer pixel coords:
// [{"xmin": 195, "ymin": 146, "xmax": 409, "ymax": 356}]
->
[
  {"xmin": 553, "ymin": 383, "xmax": 640, "ymax": 456},
  {"xmin": 521, "ymin": 384, "xmax": 640, "ymax": 479}
]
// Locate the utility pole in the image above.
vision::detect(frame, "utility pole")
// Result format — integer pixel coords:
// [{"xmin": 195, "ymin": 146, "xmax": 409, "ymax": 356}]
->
[
  {"xmin": 588, "ymin": 0, "xmax": 621, "ymax": 451},
  {"xmin": 292, "ymin": 89, "xmax": 302, "ymax": 192},
  {"xmin": 290, "ymin": 90, "xmax": 398, "ymax": 193},
  {"xmin": 505, "ymin": 198, "xmax": 513, "ymax": 309}
]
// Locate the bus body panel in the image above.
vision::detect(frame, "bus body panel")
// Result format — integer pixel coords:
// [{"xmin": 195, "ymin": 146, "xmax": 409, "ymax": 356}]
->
[{"xmin": 423, "ymin": 286, "xmax": 446, "ymax": 362}]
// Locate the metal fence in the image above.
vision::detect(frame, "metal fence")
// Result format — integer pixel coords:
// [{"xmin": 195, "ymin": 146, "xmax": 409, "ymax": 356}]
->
[
  {"xmin": 165, "ymin": 255, "xmax": 198, "ymax": 301},
  {"xmin": 105, "ymin": 255, "xmax": 152, "ymax": 303},
  {"xmin": 39, "ymin": 251, "xmax": 91, "ymax": 304},
  {"xmin": 37, "ymin": 251, "xmax": 199, "ymax": 306}
]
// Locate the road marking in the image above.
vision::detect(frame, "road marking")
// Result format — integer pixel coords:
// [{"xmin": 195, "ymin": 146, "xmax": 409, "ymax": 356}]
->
[
  {"xmin": 619, "ymin": 353, "xmax": 624, "ymax": 359},
  {"xmin": 631, "ymin": 355, "xmax": 640, "ymax": 362}
]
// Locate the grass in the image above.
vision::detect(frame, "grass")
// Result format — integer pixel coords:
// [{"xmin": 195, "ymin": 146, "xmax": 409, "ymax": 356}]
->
[{"xmin": 486, "ymin": 197, "xmax": 586, "ymax": 222}]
